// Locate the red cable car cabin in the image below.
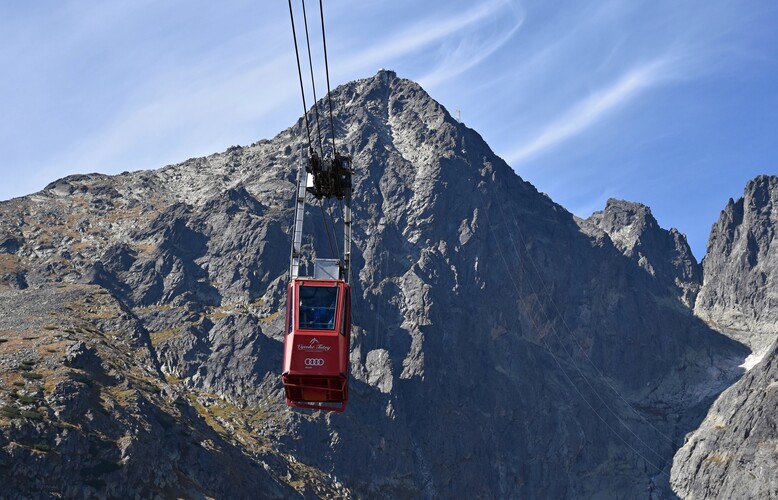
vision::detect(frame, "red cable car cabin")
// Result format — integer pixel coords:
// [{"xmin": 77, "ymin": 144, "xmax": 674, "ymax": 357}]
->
[{"xmin": 282, "ymin": 278, "xmax": 351, "ymax": 412}]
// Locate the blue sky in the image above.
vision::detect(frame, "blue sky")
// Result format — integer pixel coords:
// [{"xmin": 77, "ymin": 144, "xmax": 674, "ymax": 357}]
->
[{"xmin": 1, "ymin": 0, "xmax": 777, "ymax": 258}]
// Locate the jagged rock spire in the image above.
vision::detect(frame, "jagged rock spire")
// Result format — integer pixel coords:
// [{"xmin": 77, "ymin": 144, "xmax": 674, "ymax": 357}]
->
[{"xmin": 695, "ymin": 175, "xmax": 778, "ymax": 351}]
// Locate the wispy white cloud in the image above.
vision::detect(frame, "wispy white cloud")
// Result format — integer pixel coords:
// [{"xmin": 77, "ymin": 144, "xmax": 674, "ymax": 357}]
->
[
  {"xmin": 337, "ymin": 0, "xmax": 512, "ymax": 74},
  {"xmin": 504, "ymin": 58, "xmax": 677, "ymax": 165},
  {"xmin": 418, "ymin": 6, "xmax": 525, "ymax": 88},
  {"xmin": 568, "ymin": 189, "xmax": 622, "ymax": 219}
]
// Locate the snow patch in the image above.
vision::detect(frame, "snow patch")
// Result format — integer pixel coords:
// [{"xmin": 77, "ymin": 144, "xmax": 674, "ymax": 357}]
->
[{"xmin": 740, "ymin": 347, "xmax": 769, "ymax": 371}]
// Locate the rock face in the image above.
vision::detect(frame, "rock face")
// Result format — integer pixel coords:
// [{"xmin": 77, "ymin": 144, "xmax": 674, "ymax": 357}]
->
[
  {"xmin": 0, "ymin": 70, "xmax": 754, "ymax": 498},
  {"xmin": 584, "ymin": 198, "xmax": 702, "ymax": 308},
  {"xmin": 671, "ymin": 337, "xmax": 778, "ymax": 498},
  {"xmin": 694, "ymin": 175, "xmax": 778, "ymax": 352}
]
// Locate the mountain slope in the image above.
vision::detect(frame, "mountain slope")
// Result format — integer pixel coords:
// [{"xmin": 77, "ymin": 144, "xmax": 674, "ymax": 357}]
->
[
  {"xmin": 671, "ymin": 337, "xmax": 778, "ymax": 498},
  {"xmin": 0, "ymin": 285, "xmax": 295, "ymax": 498},
  {"xmin": 0, "ymin": 70, "xmax": 749, "ymax": 498}
]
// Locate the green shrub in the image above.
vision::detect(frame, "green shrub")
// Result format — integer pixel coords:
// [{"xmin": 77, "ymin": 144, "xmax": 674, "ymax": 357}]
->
[
  {"xmin": 22, "ymin": 372, "xmax": 43, "ymax": 380},
  {"xmin": 20, "ymin": 410, "xmax": 42, "ymax": 420},
  {"xmin": 0, "ymin": 406, "xmax": 21, "ymax": 418},
  {"xmin": 53, "ymin": 420, "xmax": 78, "ymax": 430}
]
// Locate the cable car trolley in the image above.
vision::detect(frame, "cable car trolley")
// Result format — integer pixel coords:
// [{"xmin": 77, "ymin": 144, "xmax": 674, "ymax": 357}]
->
[{"xmin": 282, "ymin": 152, "xmax": 353, "ymax": 413}]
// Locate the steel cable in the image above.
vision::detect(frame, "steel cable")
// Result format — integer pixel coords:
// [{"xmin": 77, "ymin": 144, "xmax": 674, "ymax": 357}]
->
[
  {"xmin": 318, "ymin": 0, "xmax": 337, "ymax": 153},
  {"xmin": 301, "ymin": 0, "xmax": 325, "ymax": 156},
  {"xmin": 286, "ymin": 0, "xmax": 313, "ymax": 150}
]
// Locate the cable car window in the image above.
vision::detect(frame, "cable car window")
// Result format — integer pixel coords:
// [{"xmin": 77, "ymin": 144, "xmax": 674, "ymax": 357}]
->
[
  {"xmin": 299, "ymin": 286, "xmax": 338, "ymax": 330},
  {"xmin": 340, "ymin": 292, "xmax": 349, "ymax": 336},
  {"xmin": 286, "ymin": 297, "xmax": 293, "ymax": 335}
]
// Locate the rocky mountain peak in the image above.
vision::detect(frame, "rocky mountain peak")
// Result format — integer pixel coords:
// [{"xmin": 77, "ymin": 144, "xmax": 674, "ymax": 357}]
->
[
  {"xmin": 333, "ymin": 69, "xmax": 466, "ymax": 168},
  {"xmin": 586, "ymin": 198, "xmax": 657, "ymax": 252},
  {"xmin": 746, "ymin": 174, "xmax": 778, "ymax": 209},
  {"xmin": 694, "ymin": 174, "xmax": 778, "ymax": 351},
  {"xmin": 585, "ymin": 198, "xmax": 702, "ymax": 308}
]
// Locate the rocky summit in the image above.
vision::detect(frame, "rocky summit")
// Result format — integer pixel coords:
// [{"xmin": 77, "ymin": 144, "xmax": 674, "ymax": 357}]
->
[
  {"xmin": 584, "ymin": 198, "xmax": 702, "ymax": 309},
  {"xmin": 0, "ymin": 69, "xmax": 774, "ymax": 498}
]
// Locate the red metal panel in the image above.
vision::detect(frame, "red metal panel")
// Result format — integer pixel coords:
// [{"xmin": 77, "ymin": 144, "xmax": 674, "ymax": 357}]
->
[{"xmin": 282, "ymin": 278, "xmax": 351, "ymax": 412}]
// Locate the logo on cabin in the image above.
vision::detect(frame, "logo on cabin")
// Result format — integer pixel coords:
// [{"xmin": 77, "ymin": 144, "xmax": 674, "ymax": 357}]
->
[{"xmin": 296, "ymin": 338, "xmax": 331, "ymax": 352}]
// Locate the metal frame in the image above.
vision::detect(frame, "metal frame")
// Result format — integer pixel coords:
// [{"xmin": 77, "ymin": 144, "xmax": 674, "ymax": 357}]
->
[
  {"xmin": 289, "ymin": 163, "xmax": 308, "ymax": 280},
  {"xmin": 289, "ymin": 150, "xmax": 353, "ymax": 284},
  {"xmin": 342, "ymin": 188, "xmax": 352, "ymax": 284}
]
